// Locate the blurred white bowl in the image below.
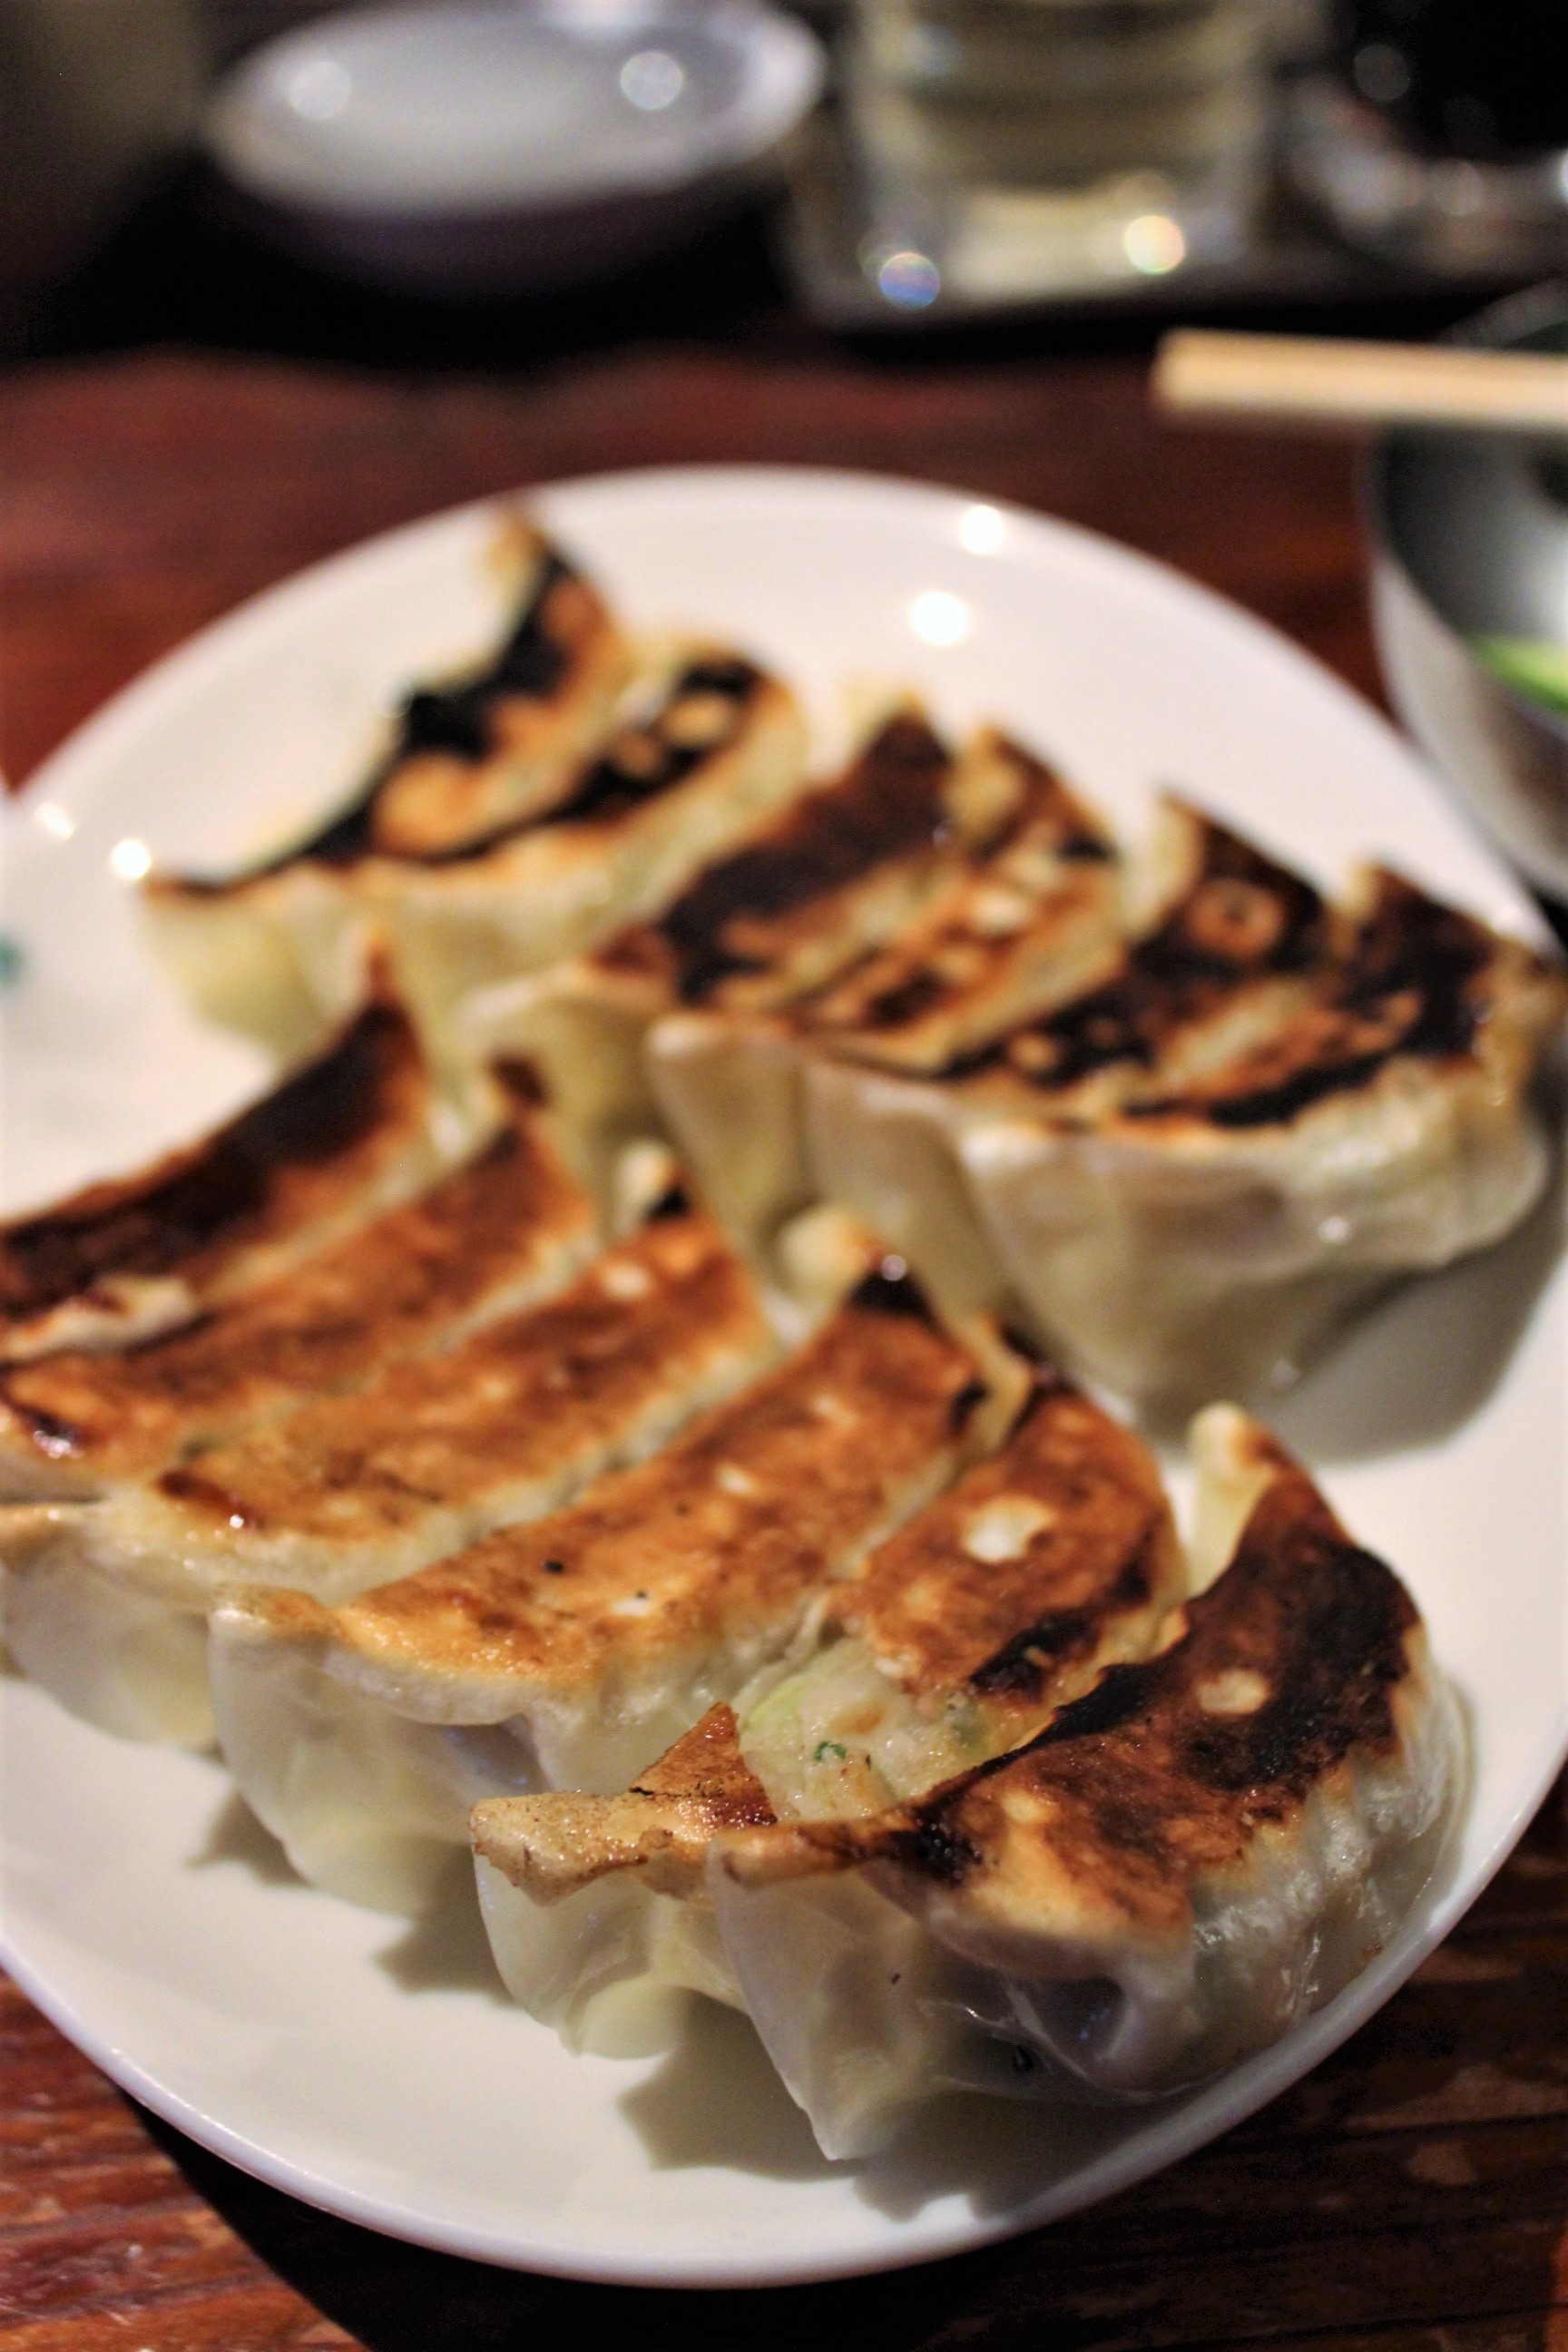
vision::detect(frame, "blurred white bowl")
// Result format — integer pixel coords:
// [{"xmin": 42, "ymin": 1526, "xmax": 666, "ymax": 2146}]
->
[{"xmin": 203, "ymin": 0, "xmax": 824, "ymax": 295}]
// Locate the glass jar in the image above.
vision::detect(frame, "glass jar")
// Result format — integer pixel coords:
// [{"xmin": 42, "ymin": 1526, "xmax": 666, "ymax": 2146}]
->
[{"xmin": 848, "ymin": 0, "xmax": 1271, "ymax": 300}]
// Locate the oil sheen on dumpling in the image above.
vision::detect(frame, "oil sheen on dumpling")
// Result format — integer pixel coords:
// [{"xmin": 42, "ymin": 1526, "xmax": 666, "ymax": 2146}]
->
[
  {"xmin": 806, "ymin": 804, "xmax": 1565, "ymax": 1407},
  {"xmin": 648, "ymin": 730, "xmax": 1122, "ymax": 1276},
  {"xmin": 708, "ymin": 1407, "xmax": 1461, "ymax": 2159},
  {"xmin": 209, "ymin": 1262, "xmax": 1014, "ymax": 1913},
  {"xmin": 0, "ymin": 1196, "xmax": 769, "ymax": 1748},
  {"xmin": 470, "ymin": 1371, "xmax": 1184, "ymax": 2057}
]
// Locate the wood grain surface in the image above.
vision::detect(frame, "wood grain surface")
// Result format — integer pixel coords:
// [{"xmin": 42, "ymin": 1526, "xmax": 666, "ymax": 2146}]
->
[{"xmin": 2, "ymin": 203, "xmax": 1564, "ymax": 2349}]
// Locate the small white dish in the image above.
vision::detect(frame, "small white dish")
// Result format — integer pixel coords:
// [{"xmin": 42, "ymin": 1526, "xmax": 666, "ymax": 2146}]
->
[
  {"xmin": 202, "ymin": 0, "xmax": 824, "ymax": 294},
  {"xmin": 1, "ymin": 467, "xmax": 1564, "ymax": 2286}
]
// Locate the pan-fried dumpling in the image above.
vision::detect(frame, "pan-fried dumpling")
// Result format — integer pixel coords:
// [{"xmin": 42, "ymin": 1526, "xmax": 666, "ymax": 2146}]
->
[
  {"xmin": 0, "ymin": 1067, "xmax": 594, "ymax": 1500},
  {"xmin": 455, "ymin": 709, "xmax": 965, "ymax": 1203},
  {"xmin": 471, "ymin": 1372, "xmax": 1186, "ymax": 2054},
  {"xmin": 799, "ymin": 799, "xmax": 1335, "ymax": 1327},
  {"xmin": 0, "ymin": 992, "xmax": 453, "ymax": 1365},
  {"xmin": 648, "ymin": 731, "xmax": 1122, "ymax": 1269},
  {"xmin": 707, "ymin": 1406, "xmax": 1461, "ymax": 2158},
  {"xmin": 957, "ymin": 866, "xmax": 1566, "ymax": 1408},
  {"xmin": 804, "ymin": 807, "xmax": 1565, "ymax": 1400},
  {"xmin": 208, "ymin": 1262, "xmax": 1020, "ymax": 1912},
  {"xmin": 142, "ymin": 521, "xmax": 633, "ymax": 1059},
  {"xmin": 374, "ymin": 652, "xmax": 810, "ymax": 1053},
  {"xmin": 0, "ymin": 1198, "xmax": 769, "ymax": 1746},
  {"xmin": 143, "ymin": 514, "xmax": 813, "ymax": 1063}
]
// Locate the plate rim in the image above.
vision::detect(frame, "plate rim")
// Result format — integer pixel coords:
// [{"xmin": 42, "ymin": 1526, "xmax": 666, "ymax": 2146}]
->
[
  {"xmin": 9, "ymin": 457, "xmax": 1553, "ymax": 944},
  {"xmin": 4, "ymin": 1710, "xmax": 1566, "ymax": 2289},
  {"xmin": 3, "ymin": 459, "xmax": 1563, "ymax": 2288},
  {"xmin": 203, "ymin": 0, "xmax": 828, "ymax": 218}
]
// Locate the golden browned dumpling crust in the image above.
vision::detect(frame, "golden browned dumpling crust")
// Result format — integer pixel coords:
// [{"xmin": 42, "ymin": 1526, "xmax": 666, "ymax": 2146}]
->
[
  {"xmin": 1122, "ymin": 868, "xmax": 1561, "ymax": 1131},
  {"xmin": 596, "ymin": 710, "xmax": 956, "ymax": 1010},
  {"xmin": 474, "ymin": 1705, "xmax": 777, "ymax": 1904},
  {"xmin": 0, "ymin": 1081, "xmax": 592, "ymax": 1490},
  {"xmin": 718, "ymin": 1463, "xmax": 1426, "ymax": 1929},
  {"xmin": 234, "ymin": 1259, "xmax": 994, "ymax": 1708},
  {"xmin": 152, "ymin": 1204, "xmax": 768, "ymax": 1551},
  {"xmin": 471, "ymin": 1370, "xmax": 1183, "ymax": 1901},
  {"xmin": 150, "ymin": 524, "xmax": 632, "ymax": 879},
  {"xmin": 951, "ymin": 804, "xmax": 1329, "ymax": 1100},
  {"xmin": 797, "ymin": 731, "xmax": 1120, "ymax": 1069},
  {"xmin": 0, "ymin": 994, "xmax": 436, "ymax": 1363},
  {"xmin": 831, "ymin": 1371, "xmax": 1179, "ymax": 1720}
]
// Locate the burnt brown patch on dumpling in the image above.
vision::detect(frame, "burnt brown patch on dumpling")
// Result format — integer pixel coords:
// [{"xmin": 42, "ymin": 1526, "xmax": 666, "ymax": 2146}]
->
[
  {"xmin": 634, "ymin": 710, "xmax": 953, "ymax": 1004},
  {"xmin": 720, "ymin": 1462, "xmax": 1425, "ymax": 1930},
  {"xmin": 832, "ymin": 1377, "xmax": 1176, "ymax": 1712},
  {"xmin": 880, "ymin": 1468, "xmax": 1417, "ymax": 1912},
  {"xmin": 0, "ymin": 1106, "xmax": 588, "ymax": 1481},
  {"xmin": 526, "ymin": 658, "xmax": 762, "ymax": 839},
  {"xmin": 1125, "ymin": 872, "xmax": 1510, "ymax": 1132},
  {"xmin": 796, "ymin": 736, "xmax": 1118, "ymax": 1056},
  {"xmin": 0, "ymin": 996, "xmax": 426, "ymax": 1338},
  {"xmin": 953, "ymin": 810, "xmax": 1328, "ymax": 1094},
  {"xmin": 250, "ymin": 548, "xmax": 599, "ymax": 871}
]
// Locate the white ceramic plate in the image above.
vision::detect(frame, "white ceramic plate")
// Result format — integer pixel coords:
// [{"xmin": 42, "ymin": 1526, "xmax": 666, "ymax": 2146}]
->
[
  {"xmin": 203, "ymin": 1, "xmax": 824, "ymax": 296},
  {"xmin": 2, "ymin": 467, "xmax": 1564, "ymax": 2288}
]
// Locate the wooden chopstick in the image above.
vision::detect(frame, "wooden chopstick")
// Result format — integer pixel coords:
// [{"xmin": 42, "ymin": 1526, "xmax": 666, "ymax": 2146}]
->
[{"xmin": 1152, "ymin": 328, "xmax": 1568, "ymax": 435}]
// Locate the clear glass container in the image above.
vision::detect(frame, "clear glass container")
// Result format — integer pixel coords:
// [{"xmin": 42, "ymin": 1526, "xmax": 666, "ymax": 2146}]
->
[{"xmin": 847, "ymin": 0, "xmax": 1271, "ymax": 303}]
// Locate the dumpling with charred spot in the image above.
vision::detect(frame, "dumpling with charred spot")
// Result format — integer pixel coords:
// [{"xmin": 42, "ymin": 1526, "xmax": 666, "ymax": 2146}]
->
[
  {"xmin": 0, "ymin": 989, "xmax": 456, "ymax": 1366},
  {"xmin": 208, "ymin": 1259, "xmax": 1026, "ymax": 1915},
  {"xmin": 799, "ymin": 796, "xmax": 1339, "ymax": 1328},
  {"xmin": 454, "ymin": 708, "xmax": 967, "ymax": 1208},
  {"xmin": 801, "ymin": 803, "xmax": 1566, "ymax": 1399},
  {"xmin": 647, "ymin": 730, "xmax": 1122, "ymax": 1274},
  {"xmin": 0, "ymin": 1065, "xmax": 595, "ymax": 1505},
  {"xmin": 704, "ymin": 1406, "xmax": 1462, "ymax": 2161},
  {"xmin": 958, "ymin": 863, "xmax": 1567, "ymax": 1409},
  {"xmin": 0, "ymin": 1194, "xmax": 770, "ymax": 1749},
  {"xmin": 142, "ymin": 519, "xmax": 634, "ymax": 1061},
  {"xmin": 469, "ymin": 1370, "xmax": 1186, "ymax": 2057},
  {"xmin": 371, "ymin": 649, "xmax": 811, "ymax": 1054}
]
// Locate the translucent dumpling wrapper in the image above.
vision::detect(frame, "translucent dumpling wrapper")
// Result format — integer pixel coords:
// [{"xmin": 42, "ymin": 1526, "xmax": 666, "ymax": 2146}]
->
[
  {"xmin": 705, "ymin": 1407, "xmax": 1462, "ymax": 2158},
  {"xmin": 0, "ymin": 990, "xmax": 455, "ymax": 1366},
  {"xmin": 957, "ymin": 867, "xmax": 1567, "ymax": 1409},
  {"xmin": 375, "ymin": 652, "xmax": 810, "ymax": 1055},
  {"xmin": 800, "ymin": 799, "xmax": 1333, "ymax": 1328},
  {"xmin": 143, "ymin": 521, "xmax": 811, "ymax": 1063},
  {"xmin": 804, "ymin": 807, "xmax": 1566, "ymax": 1403},
  {"xmin": 0, "ymin": 1065, "xmax": 595, "ymax": 1503},
  {"xmin": 648, "ymin": 731, "xmax": 1122, "ymax": 1270},
  {"xmin": 455, "ymin": 708, "xmax": 967, "ymax": 1207},
  {"xmin": 470, "ymin": 1371, "xmax": 1187, "ymax": 2057},
  {"xmin": 142, "ymin": 521, "xmax": 634, "ymax": 1060},
  {"xmin": 0, "ymin": 1197, "xmax": 771, "ymax": 1747},
  {"xmin": 209, "ymin": 1262, "xmax": 1025, "ymax": 1913}
]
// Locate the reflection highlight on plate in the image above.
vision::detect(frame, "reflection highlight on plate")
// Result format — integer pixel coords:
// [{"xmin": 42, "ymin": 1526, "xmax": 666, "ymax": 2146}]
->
[
  {"xmin": 620, "ymin": 49, "xmax": 685, "ymax": 111},
  {"xmin": 907, "ymin": 588, "xmax": 972, "ymax": 645},
  {"xmin": 287, "ymin": 54, "xmax": 351, "ymax": 122},
  {"xmin": 109, "ymin": 837, "xmax": 153, "ymax": 882},
  {"xmin": 957, "ymin": 503, "xmax": 1006, "ymax": 556}
]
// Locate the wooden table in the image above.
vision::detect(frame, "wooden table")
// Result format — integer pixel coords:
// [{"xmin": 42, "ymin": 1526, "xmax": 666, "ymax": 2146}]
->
[{"xmin": 3, "ymin": 201, "xmax": 1565, "ymax": 2352}]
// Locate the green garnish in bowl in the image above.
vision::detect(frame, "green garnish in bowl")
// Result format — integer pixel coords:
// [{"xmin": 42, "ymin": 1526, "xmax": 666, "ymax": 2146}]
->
[{"xmin": 1472, "ymin": 634, "xmax": 1568, "ymax": 719}]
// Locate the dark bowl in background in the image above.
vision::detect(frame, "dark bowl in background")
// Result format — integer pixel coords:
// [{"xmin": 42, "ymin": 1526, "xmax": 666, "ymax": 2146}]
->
[{"xmin": 1367, "ymin": 281, "xmax": 1568, "ymax": 908}]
